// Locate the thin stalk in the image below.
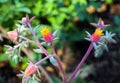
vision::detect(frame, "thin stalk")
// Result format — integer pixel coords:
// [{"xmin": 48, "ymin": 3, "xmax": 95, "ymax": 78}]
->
[
  {"xmin": 28, "ymin": 24, "xmax": 49, "ymax": 56},
  {"xmin": 19, "ymin": 36, "xmax": 36, "ymax": 44},
  {"xmin": 27, "ymin": 24, "xmax": 53, "ymax": 82},
  {"xmin": 50, "ymin": 43, "xmax": 67, "ymax": 83},
  {"xmin": 35, "ymin": 55, "xmax": 55, "ymax": 66},
  {"xmin": 67, "ymin": 42, "xmax": 93, "ymax": 82}
]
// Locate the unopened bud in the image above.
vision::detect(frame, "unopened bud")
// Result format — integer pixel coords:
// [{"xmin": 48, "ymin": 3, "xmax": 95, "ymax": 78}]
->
[
  {"xmin": 21, "ymin": 17, "xmax": 30, "ymax": 25},
  {"xmin": 24, "ymin": 64, "xmax": 37, "ymax": 76},
  {"xmin": 7, "ymin": 31, "xmax": 18, "ymax": 41}
]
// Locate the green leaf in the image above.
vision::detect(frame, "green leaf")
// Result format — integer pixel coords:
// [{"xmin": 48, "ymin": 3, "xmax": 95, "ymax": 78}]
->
[
  {"xmin": 32, "ymin": 0, "xmax": 42, "ymax": 16},
  {"xmin": 105, "ymin": 0, "xmax": 113, "ymax": 4},
  {"xmin": 70, "ymin": 77, "xmax": 85, "ymax": 83},
  {"xmin": 53, "ymin": 29, "xmax": 59, "ymax": 37},
  {"xmin": 0, "ymin": 54, "xmax": 8, "ymax": 61},
  {"xmin": 34, "ymin": 25, "xmax": 40, "ymax": 33},
  {"xmin": 33, "ymin": 49, "xmax": 43, "ymax": 53},
  {"xmin": 49, "ymin": 57, "xmax": 56, "ymax": 66},
  {"xmin": 0, "ymin": 0, "xmax": 8, "ymax": 3},
  {"xmin": 10, "ymin": 59, "xmax": 18, "ymax": 68},
  {"xmin": 79, "ymin": 0, "xmax": 87, "ymax": 6},
  {"xmin": 52, "ymin": 76, "xmax": 62, "ymax": 83},
  {"xmin": 28, "ymin": 79, "xmax": 39, "ymax": 83},
  {"xmin": 21, "ymin": 56, "xmax": 28, "ymax": 70},
  {"xmin": 15, "ymin": 7, "xmax": 31, "ymax": 13}
]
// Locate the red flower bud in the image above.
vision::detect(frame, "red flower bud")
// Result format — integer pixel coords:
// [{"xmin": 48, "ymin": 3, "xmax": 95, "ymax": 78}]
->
[
  {"xmin": 91, "ymin": 29, "xmax": 103, "ymax": 42},
  {"xmin": 7, "ymin": 31, "xmax": 18, "ymax": 41},
  {"xmin": 24, "ymin": 64, "xmax": 37, "ymax": 76},
  {"xmin": 41, "ymin": 28, "xmax": 54, "ymax": 43}
]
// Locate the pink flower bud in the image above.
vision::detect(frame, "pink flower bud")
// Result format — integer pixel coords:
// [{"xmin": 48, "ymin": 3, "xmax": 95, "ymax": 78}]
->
[
  {"xmin": 7, "ymin": 31, "xmax": 18, "ymax": 41},
  {"xmin": 20, "ymin": 14, "xmax": 36, "ymax": 25},
  {"xmin": 21, "ymin": 17, "xmax": 30, "ymax": 25},
  {"xmin": 41, "ymin": 28, "xmax": 54, "ymax": 43},
  {"xmin": 24, "ymin": 64, "xmax": 37, "ymax": 76},
  {"xmin": 91, "ymin": 29, "xmax": 103, "ymax": 42}
]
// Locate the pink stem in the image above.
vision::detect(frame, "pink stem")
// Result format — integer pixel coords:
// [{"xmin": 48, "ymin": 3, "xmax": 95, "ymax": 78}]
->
[
  {"xmin": 50, "ymin": 43, "xmax": 67, "ymax": 83},
  {"xmin": 28, "ymin": 24, "xmax": 49, "ymax": 56},
  {"xmin": 67, "ymin": 42, "xmax": 93, "ymax": 82},
  {"xmin": 35, "ymin": 55, "xmax": 55, "ymax": 66}
]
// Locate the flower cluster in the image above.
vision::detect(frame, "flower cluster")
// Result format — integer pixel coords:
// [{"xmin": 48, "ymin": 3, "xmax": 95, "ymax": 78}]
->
[
  {"xmin": 5, "ymin": 14, "xmax": 116, "ymax": 83},
  {"xmin": 85, "ymin": 18, "xmax": 116, "ymax": 57}
]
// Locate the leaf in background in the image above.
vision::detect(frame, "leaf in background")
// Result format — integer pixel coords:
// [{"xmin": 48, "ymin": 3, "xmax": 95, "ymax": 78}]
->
[
  {"xmin": 15, "ymin": 7, "xmax": 31, "ymax": 13},
  {"xmin": 0, "ymin": 0, "xmax": 8, "ymax": 3},
  {"xmin": 105, "ymin": 0, "xmax": 113, "ymax": 4},
  {"xmin": 71, "ymin": 77, "xmax": 85, "ymax": 83},
  {"xmin": 21, "ymin": 56, "xmax": 28, "ymax": 70},
  {"xmin": 10, "ymin": 58, "xmax": 18, "ymax": 68},
  {"xmin": 51, "ymin": 76, "xmax": 62, "ymax": 83},
  {"xmin": 53, "ymin": 29, "xmax": 59, "ymax": 37},
  {"xmin": 28, "ymin": 80, "xmax": 39, "ymax": 83},
  {"xmin": 33, "ymin": 49, "xmax": 43, "ymax": 54},
  {"xmin": 34, "ymin": 25, "xmax": 40, "ymax": 33},
  {"xmin": 114, "ymin": 16, "xmax": 120, "ymax": 25},
  {"xmin": 14, "ymin": 3, "xmax": 31, "ymax": 13},
  {"xmin": 79, "ymin": 0, "xmax": 87, "ymax": 6},
  {"xmin": 0, "ymin": 54, "xmax": 9, "ymax": 61},
  {"xmin": 32, "ymin": 0, "xmax": 42, "ymax": 16}
]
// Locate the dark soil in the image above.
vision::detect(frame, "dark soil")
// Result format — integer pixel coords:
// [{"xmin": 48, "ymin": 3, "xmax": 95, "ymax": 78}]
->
[{"xmin": 0, "ymin": 62, "xmax": 21, "ymax": 83}]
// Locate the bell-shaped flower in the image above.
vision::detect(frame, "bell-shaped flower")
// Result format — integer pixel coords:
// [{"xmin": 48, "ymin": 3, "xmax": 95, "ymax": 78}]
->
[
  {"xmin": 90, "ymin": 18, "xmax": 110, "ymax": 29},
  {"xmin": 41, "ymin": 28, "xmax": 54, "ymax": 43},
  {"xmin": 7, "ymin": 30, "xmax": 18, "ymax": 41},
  {"xmin": 24, "ymin": 63, "xmax": 37, "ymax": 76}
]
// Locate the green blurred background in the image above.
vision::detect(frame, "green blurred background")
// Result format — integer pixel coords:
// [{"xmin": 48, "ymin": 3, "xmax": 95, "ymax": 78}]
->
[{"xmin": 0, "ymin": 0, "xmax": 120, "ymax": 83}]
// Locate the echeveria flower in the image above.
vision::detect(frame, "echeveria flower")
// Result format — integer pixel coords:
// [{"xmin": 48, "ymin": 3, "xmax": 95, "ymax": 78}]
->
[
  {"xmin": 91, "ymin": 28, "xmax": 104, "ymax": 42},
  {"xmin": 7, "ymin": 30, "xmax": 18, "ymax": 41},
  {"xmin": 24, "ymin": 64, "xmax": 37, "ymax": 76},
  {"xmin": 90, "ymin": 18, "xmax": 110, "ymax": 29},
  {"xmin": 41, "ymin": 28, "xmax": 54, "ymax": 43}
]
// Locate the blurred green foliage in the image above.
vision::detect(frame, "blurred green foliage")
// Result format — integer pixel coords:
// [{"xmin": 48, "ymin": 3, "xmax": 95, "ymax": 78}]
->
[
  {"xmin": 0, "ymin": 0, "xmax": 100, "ymax": 42},
  {"xmin": 0, "ymin": 0, "xmax": 117, "ymax": 44}
]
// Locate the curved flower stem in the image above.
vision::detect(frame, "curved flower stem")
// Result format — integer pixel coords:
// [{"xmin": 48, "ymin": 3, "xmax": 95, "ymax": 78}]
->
[
  {"xmin": 19, "ymin": 36, "xmax": 54, "ymax": 82},
  {"xmin": 67, "ymin": 42, "xmax": 93, "ymax": 83},
  {"xmin": 28, "ymin": 24, "xmax": 49, "ymax": 56},
  {"xmin": 50, "ymin": 43, "xmax": 67, "ymax": 83},
  {"xmin": 27, "ymin": 24, "xmax": 54, "ymax": 82}
]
